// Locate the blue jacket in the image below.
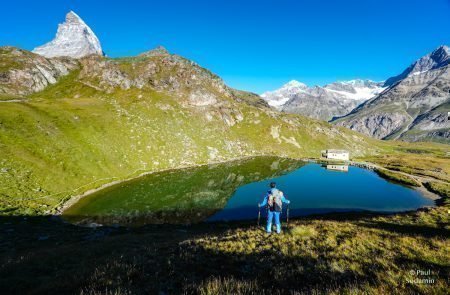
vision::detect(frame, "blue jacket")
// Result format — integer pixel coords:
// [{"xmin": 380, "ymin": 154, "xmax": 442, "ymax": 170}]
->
[{"xmin": 259, "ymin": 188, "xmax": 290, "ymax": 212}]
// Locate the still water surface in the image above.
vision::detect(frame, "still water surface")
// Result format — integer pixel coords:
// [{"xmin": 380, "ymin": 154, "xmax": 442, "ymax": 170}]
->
[{"xmin": 63, "ymin": 157, "xmax": 433, "ymax": 226}]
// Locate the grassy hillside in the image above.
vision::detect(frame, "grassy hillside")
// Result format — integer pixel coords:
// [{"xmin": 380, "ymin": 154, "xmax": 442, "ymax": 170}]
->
[
  {"xmin": 0, "ymin": 48, "xmax": 383, "ymax": 215},
  {"xmin": 359, "ymin": 141, "xmax": 450, "ymax": 183},
  {"xmin": 0, "ymin": 191, "xmax": 448, "ymax": 294},
  {"xmin": 0, "ymin": 45, "xmax": 449, "ymax": 295},
  {"xmin": 1, "ymin": 47, "xmax": 449, "ymax": 217}
]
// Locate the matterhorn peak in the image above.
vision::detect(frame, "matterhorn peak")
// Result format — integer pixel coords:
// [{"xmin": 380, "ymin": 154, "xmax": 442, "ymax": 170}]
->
[
  {"xmin": 65, "ymin": 11, "xmax": 84, "ymax": 24},
  {"xmin": 32, "ymin": 11, "xmax": 104, "ymax": 58}
]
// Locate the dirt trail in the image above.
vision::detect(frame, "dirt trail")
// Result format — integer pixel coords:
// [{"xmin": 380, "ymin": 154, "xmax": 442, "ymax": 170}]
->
[{"xmin": 0, "ymin": 99, "xmax": 26, "ymax": 103}]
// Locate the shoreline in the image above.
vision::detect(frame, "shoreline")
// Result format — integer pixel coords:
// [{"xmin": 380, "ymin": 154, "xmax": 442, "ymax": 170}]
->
[
  {"xmin": 57, "ymin": 154, "xmax": 295, "ymax": 214},
  {"xmin": 57, "ymin": 156, "xmax": 442, "ymax": 216}
]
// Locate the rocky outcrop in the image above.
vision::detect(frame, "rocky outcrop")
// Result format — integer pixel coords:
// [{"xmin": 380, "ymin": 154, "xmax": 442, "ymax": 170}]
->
[
  {"xmin": 188, "ymin": 90, "xmax": 217, "ymax": 106},
  {"xmin": 77, "ymin": 48, "xmax": 227, "ymax": 94},
  {"xmin": 33, "ymin": 11, "xmax": 104, "ymax": 59},
  {"xmin": 1, "ymin": 41, "xmax": 265, "ymax": 118},
  {"xmin": 229, "ymin": 89, "xmax": 269, "ymax": 108},
  {"xmin": 335, "ymin": 48, "xmax": 450, "ymax": 143},
  {"xmin": 339, "ymin": 112, "xmax": 410, "ymax": 139},
  {"xmin": 409, "ymin": 105, "xmax": 449, "ymax": 131},
  {"xmin": 0, "ymin": 46, "xmax": 78, "ymax": 96},
  {"xmin": 398, "ymin": 102, "xmax": 450, "ymax": 142},
  {"xmin": 280, "ymin": 86, "xmax": 361, "ymax": 121}
]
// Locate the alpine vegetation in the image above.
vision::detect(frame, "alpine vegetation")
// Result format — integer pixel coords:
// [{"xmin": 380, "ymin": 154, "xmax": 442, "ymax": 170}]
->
[
  {"xmin": 0, "ymin": 7, "xmax": 449, "ymax": 295},
  {"xmin": 0, "ymin": 12, "xmax": 379, "ymax": 214}
]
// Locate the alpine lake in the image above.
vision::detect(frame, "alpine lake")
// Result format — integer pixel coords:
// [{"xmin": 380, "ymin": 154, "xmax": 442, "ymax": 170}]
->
[{"xmin": 62, "ymin": 157, "xmax": 435, "ymax": 226}]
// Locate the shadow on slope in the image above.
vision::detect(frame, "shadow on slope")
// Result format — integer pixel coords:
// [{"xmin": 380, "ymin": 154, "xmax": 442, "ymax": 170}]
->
[{"xmin": 0, "ymin": 209, "xmax": 448, "ymax": 294}]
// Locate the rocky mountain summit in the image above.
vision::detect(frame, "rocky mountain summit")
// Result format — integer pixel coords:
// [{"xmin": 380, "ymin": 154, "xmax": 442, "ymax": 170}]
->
[
  {"xmin": 261, "ymin": 79, "xmax": 384, "ymax": 121},
  {"xmin": 335, "ymin": 45, "xmax": 450, "ymax": 143},
  {"xmin": 32, "ymin": 11, "xmax": 103, "ymax": 58},
  {"xmin": 260, "ymin": 80, "xmax": 308, "ymax": 108},
  {"xmin": 384, "ymin": 45, "xmax": 450, "ymax": 86}
]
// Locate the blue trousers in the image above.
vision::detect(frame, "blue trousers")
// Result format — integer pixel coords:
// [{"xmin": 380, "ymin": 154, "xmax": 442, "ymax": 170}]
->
[{"xmin": 266, "ymin": 210, "xmax": 281, "ymax": 233}]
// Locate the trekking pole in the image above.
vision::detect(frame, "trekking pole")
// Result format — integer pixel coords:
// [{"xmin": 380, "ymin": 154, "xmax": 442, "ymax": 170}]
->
[
  {"xmin": 257, "ymin": 205, "xmax": 261, "ymax": 226},
  {"xmin": 286, "ymin": 203, "xmax": 290, "ymax": 225}
]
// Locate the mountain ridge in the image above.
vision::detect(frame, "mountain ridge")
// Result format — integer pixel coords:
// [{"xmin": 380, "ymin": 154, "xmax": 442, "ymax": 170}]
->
[
  {"xmin": 384, "ymin": 45, "xmax": 450, "ymax": 87},
  {"xmin": 261, "ymin": 79, "xmax": 385, "ymax": 121},
  {"xmin": 334, "ymin": 45, "xmax": 450, "ymax": 143}
]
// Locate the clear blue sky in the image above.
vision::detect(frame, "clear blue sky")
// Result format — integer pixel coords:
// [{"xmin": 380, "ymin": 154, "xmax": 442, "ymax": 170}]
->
[{"xmin": 1, "ymin": 0, "xmax": 449, "ymax": 93}]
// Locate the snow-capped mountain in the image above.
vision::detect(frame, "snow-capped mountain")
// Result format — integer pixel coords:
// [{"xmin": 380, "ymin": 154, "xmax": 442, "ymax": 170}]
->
[
  {"xmin": 260, "ymin": 80, "xmax": 308, "ymax": 108},
  {"xmin": 324, "ymin": 80, "xmax": 386, "ymax": 100},
  {"xmin": 384, "ymin": 45, "xmax": 450, "ymax": 86},
  {"xmin": 261, "ymin": 79, "xmax": 385, "ymax": 121},
  {"xmin": 335, "ymin": 45, "xmax": 450, "ymax": 143},
  {"xmin": 33, "ymin": 11, "xmax": 104, "ymax": 58}
]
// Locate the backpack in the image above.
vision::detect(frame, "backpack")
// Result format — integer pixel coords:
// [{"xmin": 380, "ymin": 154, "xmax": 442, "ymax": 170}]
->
[{"xmin": 268, "ymin": 189, "xmax": 283, "ymax": 212}]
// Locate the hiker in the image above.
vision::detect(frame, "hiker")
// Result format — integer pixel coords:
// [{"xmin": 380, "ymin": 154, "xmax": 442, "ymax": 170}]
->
[{"xmin": 258, "ymin": 182, "xmax": 290, "ymax": 234}]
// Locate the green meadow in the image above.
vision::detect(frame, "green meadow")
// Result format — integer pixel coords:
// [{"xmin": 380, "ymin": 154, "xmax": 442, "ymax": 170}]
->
[{"xmin": 0, "ymin": 48, "xmax": 449, "ymax": 294}]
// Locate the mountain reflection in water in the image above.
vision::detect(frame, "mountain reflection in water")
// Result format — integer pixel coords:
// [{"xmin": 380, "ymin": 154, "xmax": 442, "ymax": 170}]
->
[{"xmin": 63, "ymin": 157, "xmax": 434, "ymax": 226}]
